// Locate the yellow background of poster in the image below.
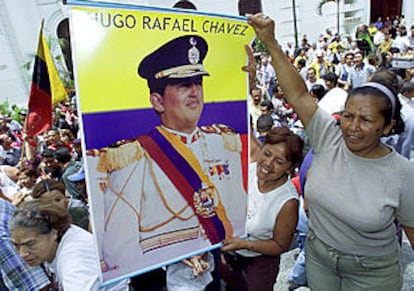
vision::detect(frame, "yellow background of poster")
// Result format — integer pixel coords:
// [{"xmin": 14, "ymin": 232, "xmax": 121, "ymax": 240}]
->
[{"xmin": 71, "ymin": 7, "xmax": 255, "ymax": 113}]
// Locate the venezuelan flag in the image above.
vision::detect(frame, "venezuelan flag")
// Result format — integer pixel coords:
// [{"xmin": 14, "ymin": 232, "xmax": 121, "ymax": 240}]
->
[{"xmin": 25, "ymin": 20, "xmax": 67, "ymax": 137}]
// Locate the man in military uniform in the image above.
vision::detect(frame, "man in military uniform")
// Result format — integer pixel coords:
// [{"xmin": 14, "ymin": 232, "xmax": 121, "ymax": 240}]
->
[{"xmin": 87, "ymin": 35, "xmax": 247, "ymax": 277}]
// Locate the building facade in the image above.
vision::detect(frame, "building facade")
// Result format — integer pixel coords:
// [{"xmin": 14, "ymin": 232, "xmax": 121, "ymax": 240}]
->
[{"xmin": 0, "ymin": 0, "xmax": 412, "ymax": 106}]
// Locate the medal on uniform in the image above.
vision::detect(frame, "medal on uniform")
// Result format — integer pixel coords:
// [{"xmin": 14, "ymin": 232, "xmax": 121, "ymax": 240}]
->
[{"xmin": 193, "ymin": 182, "xmax": 219, "ymax": 218}]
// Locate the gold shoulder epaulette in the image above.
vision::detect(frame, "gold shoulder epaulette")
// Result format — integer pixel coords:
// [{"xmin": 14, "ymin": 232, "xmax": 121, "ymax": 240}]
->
[
  {"xmin": 201, "ymin": 124, "xmax": 242, "ymax": 153},
  {"xmin": 86, "ymin": 149, "xmax": 100, "ymax": 157},
  {"xmin": 95, "ymin": 140, "xmax": 144, "ymax": 173},
  {"xmin": 200, "ymin": 124, "xmax": 237, "ymax": 134}
]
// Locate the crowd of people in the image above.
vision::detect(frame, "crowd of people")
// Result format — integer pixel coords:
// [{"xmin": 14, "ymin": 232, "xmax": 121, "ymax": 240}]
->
[
  {"xmin": 1, "ymin": 10, "xmax": 414, "ymax": 291},
  {"xmin": 251, "ymin": 14, "xmax": 414, "ymax": 160}
]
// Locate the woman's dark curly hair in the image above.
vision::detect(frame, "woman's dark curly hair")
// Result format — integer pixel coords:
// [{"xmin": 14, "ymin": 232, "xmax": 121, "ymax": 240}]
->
[{"xmin": 264, "ymin": 126, "xmax": 304, "ymax": 169}]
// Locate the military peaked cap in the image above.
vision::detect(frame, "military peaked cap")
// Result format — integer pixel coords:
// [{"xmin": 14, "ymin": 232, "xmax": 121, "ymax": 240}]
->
[{"xmin": 138, "ymin": 35, "xmax": 209, "ymax": 81}]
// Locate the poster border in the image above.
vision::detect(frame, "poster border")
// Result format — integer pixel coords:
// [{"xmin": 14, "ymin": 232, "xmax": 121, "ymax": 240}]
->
[{"xmin": 69, "ymin": 2, "xmax": 252, "ymax": 287}]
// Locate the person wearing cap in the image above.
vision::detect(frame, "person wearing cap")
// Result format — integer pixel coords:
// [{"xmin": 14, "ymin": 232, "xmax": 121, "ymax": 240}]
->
[
  {"xmin": 88, "ymin": 35, "xmax": 246, "ymax": 274},
  {"xmin": 67, "ymin": 164, "xmax": 88, "ymax": 205}
]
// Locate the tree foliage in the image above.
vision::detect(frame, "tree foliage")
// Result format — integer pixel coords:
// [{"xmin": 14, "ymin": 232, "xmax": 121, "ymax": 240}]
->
[{"xmin": 253, "ymin": 38, "xmax": 269, "ymax": 55}]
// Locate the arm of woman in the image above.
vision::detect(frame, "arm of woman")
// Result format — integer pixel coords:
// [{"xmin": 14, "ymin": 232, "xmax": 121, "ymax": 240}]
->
[
  {"xmin": 250, "ymin": 130, "xmax": 262, "ymax": 163},
  {"xmin": 23, "ymin": 136, "xmax": 36, "ymax": 164},
  {"xmin": 243, "ymin": 45, "xmax": 257, "ymax": 90},
  {"xmin": 221, "ymin": 199, "xmax": 298, "ymax": 256},
  {"xmin": 246, "ymin": 14, "xmax": 317, "ymax": 127}
]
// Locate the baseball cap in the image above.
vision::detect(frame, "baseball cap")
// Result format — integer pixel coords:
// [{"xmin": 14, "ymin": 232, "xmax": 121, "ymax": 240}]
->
[{"xmin": 68, "ymin": 165, "xmax": 85, "ymax": 182}]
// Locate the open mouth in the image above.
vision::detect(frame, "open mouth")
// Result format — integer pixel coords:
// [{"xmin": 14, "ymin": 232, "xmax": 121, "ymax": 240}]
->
[
  {"xmin": 347, "ymin": 134, "xmax": 362, "ymax": 143},
  {"xmin": 258, "ymin": 164, "xmax": 271, "ymax": 174}
]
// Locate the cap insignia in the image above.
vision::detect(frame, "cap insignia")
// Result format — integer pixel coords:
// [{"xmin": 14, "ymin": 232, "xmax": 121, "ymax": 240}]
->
[{"xmin": 188, "ymin": 37, "xmax": 200, "ymax": 65}]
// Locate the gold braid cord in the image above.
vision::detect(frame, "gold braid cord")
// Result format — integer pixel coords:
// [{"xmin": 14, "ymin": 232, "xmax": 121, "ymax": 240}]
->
[
  {"xmin": 139, "ymin": 151, "xmax": 195, "ymax": 232},
  {"xmin": 97, "ymin": 141, "xmax": 196, "ymax": 233},
  {"xmin": 103, "ymin": 161, "xmax": 141, "ymax": 231}
]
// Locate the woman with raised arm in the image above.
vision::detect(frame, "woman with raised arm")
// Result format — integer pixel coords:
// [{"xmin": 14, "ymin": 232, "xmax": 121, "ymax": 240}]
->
[{"xmin": 247, "ymin": 13, "xmax": 414, "ymax": 291}]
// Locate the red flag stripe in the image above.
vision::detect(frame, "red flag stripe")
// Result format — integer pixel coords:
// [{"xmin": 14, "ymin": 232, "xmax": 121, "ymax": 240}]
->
[{"xmin": 25, "ymin": 84, "xmax": 52, "ymax": 137}]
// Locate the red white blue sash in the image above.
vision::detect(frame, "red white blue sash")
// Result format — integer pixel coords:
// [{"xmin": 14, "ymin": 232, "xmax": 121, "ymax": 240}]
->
[{"xmin": 138, "ymin": 126, "xmax": 233, "ymax": 244}]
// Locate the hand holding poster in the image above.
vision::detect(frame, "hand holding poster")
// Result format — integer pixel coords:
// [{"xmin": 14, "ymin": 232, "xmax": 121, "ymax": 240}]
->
[{"xmin": 69, "ymin": 1, "xmax": 254, "ymax": 285}]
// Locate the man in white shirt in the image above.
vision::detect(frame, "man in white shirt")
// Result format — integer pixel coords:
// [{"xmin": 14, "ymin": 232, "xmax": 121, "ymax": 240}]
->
[
  {"xmin": 409, "ymin": 25, "xmax": 414, "ymax": 50},
  {"xmin": 260, "ymin": 54, "xmax": 276, "ymax": 98},
  {"xmin": 336, "ymin": 52, "xmax": 354, "ymax": 90},
  {"xmin": 391, "ymin": 27, "xmax": 411, "ymax": 53},
  {"xmin": 249, "ymin": 86, "xmax": 264, "ymax": 131},
  {"xmin": 319, "ymin": 73, "xmax": 347, "ymax": 115},
  {"xmin": 347, "ymin": 50, "xmax": 376, "ymax": 89},
  {"xmin": 305, "ymin": 67, "xmax": 326, "ymax": 91},
  {"xmin": 373, "ymin": 26, "xmax": 386, "ymax": 48}
]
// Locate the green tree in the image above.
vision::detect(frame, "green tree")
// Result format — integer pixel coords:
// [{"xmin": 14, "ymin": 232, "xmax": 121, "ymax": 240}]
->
[{"xmin": 253, "ymin": 38, "xmax": 269, "ymax": 55}]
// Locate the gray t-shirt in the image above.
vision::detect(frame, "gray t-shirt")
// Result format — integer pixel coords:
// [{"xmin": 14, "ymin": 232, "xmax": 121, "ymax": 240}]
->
[{"xmin": 305, "ymin": 108, "xmax": 414, "ymax": 256}]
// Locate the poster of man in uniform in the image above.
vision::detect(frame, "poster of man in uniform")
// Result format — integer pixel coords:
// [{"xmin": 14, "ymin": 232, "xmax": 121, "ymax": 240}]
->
[{"xmin": 69, "ymin": 0, "xmax": 254, "ymax": 285}]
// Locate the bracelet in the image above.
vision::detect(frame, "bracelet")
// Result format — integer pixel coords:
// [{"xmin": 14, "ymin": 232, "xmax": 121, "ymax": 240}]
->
[{"xmin": 248, "ymin": 239, "xmax": 254, "ymax": 251}]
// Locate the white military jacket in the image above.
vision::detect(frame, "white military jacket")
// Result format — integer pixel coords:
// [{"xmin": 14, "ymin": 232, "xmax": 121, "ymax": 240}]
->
[{"xmin": 87, "ymin": 124, "xmax": 247, "ymax": 279}]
